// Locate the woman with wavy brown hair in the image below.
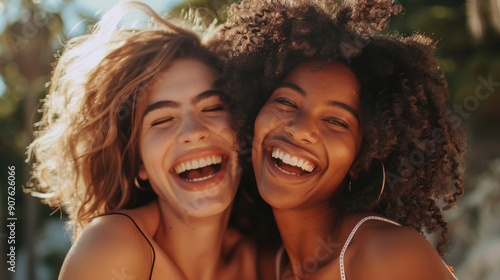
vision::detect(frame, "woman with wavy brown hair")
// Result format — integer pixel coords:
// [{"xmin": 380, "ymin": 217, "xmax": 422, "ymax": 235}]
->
[
  {"xmin": 215, "ymin": 0, "xmax": 466, "ymax": 279},
  {"xmin": 27, "ymin": 2, "xmax": 259, "ymax": 279}
]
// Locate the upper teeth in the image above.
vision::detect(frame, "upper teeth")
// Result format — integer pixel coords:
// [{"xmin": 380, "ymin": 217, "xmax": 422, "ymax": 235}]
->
[
  {"xmin": 174, "ymin": 155, "xmax": 222, "ymax": 174},
  {"xmin": 271, "ymin": 148, "xmax": 315, "ymax": 172}
]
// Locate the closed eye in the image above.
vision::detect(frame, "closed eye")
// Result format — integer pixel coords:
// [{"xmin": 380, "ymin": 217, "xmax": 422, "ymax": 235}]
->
[
  {"xmin": 323, "ymin": 118, "xmax": 350, "ymax": 129},
  {"xmin": 152, "ymin": 117, "xmax": 173, "ymax": 127},
  {"xmin": 202, "ymin": 104, "xmax": 227, "ymax": 112},
  {"xmin": 274, "ymin": 97, "xmax": 298, "ymax": 109}
]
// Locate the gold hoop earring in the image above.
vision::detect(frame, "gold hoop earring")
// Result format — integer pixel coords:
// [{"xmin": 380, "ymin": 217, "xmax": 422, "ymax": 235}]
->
[
  {"xmin": 376, "ymin": 161, "xmax": 386, "ymax": 202},
  {"xmin": 134, "ymin": 177, "xmax": 148, "ymax": 191}
]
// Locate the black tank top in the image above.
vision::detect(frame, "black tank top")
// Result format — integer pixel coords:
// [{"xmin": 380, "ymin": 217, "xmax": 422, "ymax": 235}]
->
[{"xmin": 101, "ymin": 212, "xmax": 155, "ymax": 280}]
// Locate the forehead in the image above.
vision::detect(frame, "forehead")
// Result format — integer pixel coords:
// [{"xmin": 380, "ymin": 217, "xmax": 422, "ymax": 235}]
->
[
  {"xmin": 283, "ymin": 60, "xmax": 360, "ymax": 99},
  {"xmin": 146, "ymin": 59, "xmax": 218, "ymax": 103}
]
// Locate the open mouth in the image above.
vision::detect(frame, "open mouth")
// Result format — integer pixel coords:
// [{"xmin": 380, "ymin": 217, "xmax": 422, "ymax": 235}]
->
[
  {"xmin": 174, "ymin": 155, "xmax": 223, "ymax": 182},
  {"xmin": 270, "ymin": 147, "xmax": 316, "ymax": 176}
]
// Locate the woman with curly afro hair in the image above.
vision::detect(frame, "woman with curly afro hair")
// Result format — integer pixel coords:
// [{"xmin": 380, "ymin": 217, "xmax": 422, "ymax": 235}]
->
[{"xmin": 214, "ymin": 0, "xmax": 466, "ymax": 279}]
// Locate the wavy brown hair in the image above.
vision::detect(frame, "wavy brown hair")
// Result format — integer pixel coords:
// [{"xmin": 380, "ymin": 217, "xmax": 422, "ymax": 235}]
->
[
  {"xmin": 214, "ymin": 0, "xmax": 466, "ymax": 255},
  {"xmin": 27, "ymin": 2, "xmax": 222, "ymax": 239}
]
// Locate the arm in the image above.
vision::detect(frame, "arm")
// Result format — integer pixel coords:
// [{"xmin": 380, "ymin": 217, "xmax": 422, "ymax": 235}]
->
[{"xmin": 59, "ymin": 215, "xmax": 154, "ymax": 280}]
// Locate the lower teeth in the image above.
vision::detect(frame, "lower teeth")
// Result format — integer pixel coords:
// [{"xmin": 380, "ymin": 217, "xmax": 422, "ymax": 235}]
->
[
  {"xmin": 185, "ymin": 172, "xmax": 218, "ymax": 182},
  {"xmin": 275, "ymin": 163, "xmax": 301, "ymax": 176}
]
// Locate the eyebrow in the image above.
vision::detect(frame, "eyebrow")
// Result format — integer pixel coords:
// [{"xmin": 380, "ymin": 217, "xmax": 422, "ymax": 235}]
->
[
  {"xmin": 142, "ymin": 90, "xmax": 228, "ymax": 119},
  {"xmin": 326, "ymin": 100, "xmax": 360, "ymax": 121},
  {"xmin": 275, "ymin": 82, "xmax": 360, "ymax": 121},
  {"xmin": 191, "ymin": 90, "xmax": 229, "ymax": 105},
  {"xmin": 276, "ymin": 83, "xmax": 306, "ymax": 96}
]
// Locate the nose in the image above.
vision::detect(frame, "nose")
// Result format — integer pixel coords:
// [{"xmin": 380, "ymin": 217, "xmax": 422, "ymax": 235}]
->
[
  {"xmin": 177, "ymin": 114, "xmax": 210, "ymax": 144},
  {"xmin": 283, "ymin": 113, "xmax": 318, "ymax": 144}
]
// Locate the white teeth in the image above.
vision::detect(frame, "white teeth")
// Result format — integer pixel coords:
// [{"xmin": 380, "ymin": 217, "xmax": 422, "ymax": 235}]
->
[
  {"xmin": 175, "ymin": 165, "xmax": 183, "ymax": 174},
  {"xmin": 275, "ymin": 165, "xmax": 301, "ymax": 176},
  {"xmin": 283, "ymin": 154, "xmax": 291, "ymax": 164},
  {"xmin": 185, "ymin": 173, "xmax": 217, "ymax": 182},
  {"xmin": 174, "ymin": 155, "xmax": 223, "ymax": 174},
  {"xmin": 272, "ymin": 149, "xmax": 279, "ymax": 158},
  {"xmin": 271, "ymin": 148, "xmax": 316, "ymax": 173}
]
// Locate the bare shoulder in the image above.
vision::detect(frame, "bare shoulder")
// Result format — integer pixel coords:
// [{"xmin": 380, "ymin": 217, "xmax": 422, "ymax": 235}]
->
[
  {"xmin": 59, "ymin": 214, "xmax": 154, "ymax": 280},
  {"xmin": 349, "ymin": 219, "xmax": 456, "ymax": 280}
]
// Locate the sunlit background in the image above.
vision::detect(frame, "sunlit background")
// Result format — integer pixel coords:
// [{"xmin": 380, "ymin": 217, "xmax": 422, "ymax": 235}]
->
[{"xmin": 0, "ymin": 0, "xmax": 499, "ymax": 279}]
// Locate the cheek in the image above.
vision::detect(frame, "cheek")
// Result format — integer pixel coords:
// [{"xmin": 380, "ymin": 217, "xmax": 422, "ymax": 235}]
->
[
  {"xmin": 254, "ymin": 106, "xmax": 276, "ymax": 137},
  {"xmin": 326, "ymin": 136, "xmax": 360, "ymax": 167},
  {"xmin": 253, "ymin": 117, "xmax": 268, "ymax": 152},
  {"xmin": 144, "ymin": 129, "xmax": 171, "ymax": 149},
  {"xmin": 139, "ymin": 130, "xmax": 173, "ymax": 164},
  {"xmin": 213, "ymin": 117, "xmax": 237, "ymax": 145}
]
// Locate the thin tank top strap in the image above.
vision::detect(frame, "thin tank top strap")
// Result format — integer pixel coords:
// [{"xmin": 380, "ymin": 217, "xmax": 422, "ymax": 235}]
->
[
  {"xmin": 275, "ymin": 245, "xmax": 285, "ymax": 280},
  {"xmin": 443, "ymin": 261, "xmax": 458, "ymax": 280},
  {"xmin": 339, "ymin": 216, "xmax": 400, "ymax": 280},
  {"xmin": 100, "ymin": 212, "xmax": 156, "ymax": 280}
]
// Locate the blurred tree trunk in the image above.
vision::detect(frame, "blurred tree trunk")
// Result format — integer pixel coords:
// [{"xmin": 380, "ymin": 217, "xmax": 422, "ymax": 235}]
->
[
  {"xmin": 3, "ymin": 0, "xmax": 62, "ymax": 278},
  {"xmin": 467, "ymin": 0, "xmax": 500, "ymax": 40}
]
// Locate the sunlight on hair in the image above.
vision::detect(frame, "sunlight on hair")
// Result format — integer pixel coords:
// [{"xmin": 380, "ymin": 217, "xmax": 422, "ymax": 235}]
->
[{"xmin": 178, "ymin": 7, "xmax": 218, "ymax": 41}]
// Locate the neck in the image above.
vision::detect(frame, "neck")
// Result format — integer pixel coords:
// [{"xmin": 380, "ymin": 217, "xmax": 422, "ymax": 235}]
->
[
  {"xmin": 155, "ymin": 200, "xmax": 233, "ymax": 280},
  {"xmin": 273, "ymin": 203, "xmax": 343, "ymax": 278}
]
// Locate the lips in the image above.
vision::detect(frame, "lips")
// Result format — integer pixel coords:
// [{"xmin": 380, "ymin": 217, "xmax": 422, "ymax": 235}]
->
[
  {"xmin": 170, "ymin": 149, "xmax": 229, "ymax": 191},
  {"xmin": 174, "ymin": 155, "xmax": 223, "ymax": 182},
  {"xmin": 264, "ymin": 142, "xmax": 319, "ymax": 179},
  {"xmin": 271, "ymin": 147, "xmax": 316, "ymax": 175}
]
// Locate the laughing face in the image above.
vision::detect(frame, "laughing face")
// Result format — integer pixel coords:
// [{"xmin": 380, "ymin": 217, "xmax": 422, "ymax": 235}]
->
[
  {"xmin": 252, "ymin": 61, "xmax": 363, "ymax": 209},
  {"xmin": 138, "ymin": 59, "xmax": 241, "ymax": 218}
]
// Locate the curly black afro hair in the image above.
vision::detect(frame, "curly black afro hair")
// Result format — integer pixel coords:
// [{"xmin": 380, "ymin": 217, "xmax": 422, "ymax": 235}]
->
[{"xmin": 213, "ymin": 0, "xmax": 467, "ymax": 255}]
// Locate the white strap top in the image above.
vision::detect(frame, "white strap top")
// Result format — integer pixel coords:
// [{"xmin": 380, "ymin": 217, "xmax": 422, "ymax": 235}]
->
[
  {"xmin": 275, "ymin": 244, "xmax": 285, "ymax": 280},
  {"xmin": 339, "ymin": 216, "xmax": 400, "ymax": 280},
  {"xmin": 275, "ymin": 215, "xmax": 458, "ymax": 280}
]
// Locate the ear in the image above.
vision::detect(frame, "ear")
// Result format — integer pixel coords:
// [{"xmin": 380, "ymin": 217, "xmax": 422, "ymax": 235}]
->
[
  {"xmin": 348, "ymin": 159, "xmax": 362, "ymax": 180},
  {"xmin": 138, "ymin": 163, "xmax": 149, "ymax": 181}
]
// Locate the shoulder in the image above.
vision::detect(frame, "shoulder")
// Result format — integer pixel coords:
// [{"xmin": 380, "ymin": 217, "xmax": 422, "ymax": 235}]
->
[
  {"xmin": 348, "ymin": 217, "xmax": 455, "ymax": 280},
  {"xmin": 59, "ymin": 213, "xmax": 154, "ymax": 280}
]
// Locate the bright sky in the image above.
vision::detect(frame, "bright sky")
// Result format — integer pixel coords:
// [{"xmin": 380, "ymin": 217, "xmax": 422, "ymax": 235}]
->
[
  {"xmin": 62, "ymin": 0, "xmax": 183, "ymax": 35},
  {"xmin": 0, "ymin": 0, "xmax": 183, "ymax": 97}
]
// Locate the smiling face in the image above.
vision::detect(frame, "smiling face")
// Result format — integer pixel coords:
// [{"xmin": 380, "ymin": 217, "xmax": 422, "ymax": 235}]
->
[
  {"xmin": 138, "ymin": 58, "xmax": 241, "ymax": 218},
  {"xmin": 252, "ymin": 60, "xmax": 363, "ymax": 210}
]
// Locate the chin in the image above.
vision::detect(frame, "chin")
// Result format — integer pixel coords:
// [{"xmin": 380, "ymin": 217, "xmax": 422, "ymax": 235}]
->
[
  {"xmin": 184, "ymin": 192, "xmax": 234, "ymax": 217},
  {"xmin": 257, "ymin": 182, "xmax": 298, "ymax": 210},
  {"xmin": 177, "ymin": 179, "xmax": 237, "ymax": 217}
]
